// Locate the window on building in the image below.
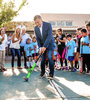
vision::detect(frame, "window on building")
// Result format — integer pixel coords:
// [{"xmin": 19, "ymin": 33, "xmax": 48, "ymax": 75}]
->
[
  {"xmin": 57, "ymin": 21, "xmax": 65, "ymax": 26},
  {"xmin": 57, "ymin": 21, "xmax": 72, "ymax": 27},
  {"xmin": 66, "ymin": 21, "xmax": 72, "ymax": 26},
  {"xmin": 49, "ymin": 21, "xmax": 72, "ymax": 27},
  {"xmin": 49, "ymin": 21, "xmax": 56, "ymax": 26}
]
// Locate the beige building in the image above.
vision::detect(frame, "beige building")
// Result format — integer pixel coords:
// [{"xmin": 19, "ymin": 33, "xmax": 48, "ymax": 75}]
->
[
  {"xmin": 5, "ymin": 13, "xmax": 90, "ymax": 35},
  {"xmin": 5, "ymin": 21, "xmax": 35, "ymax": 35},
  {"xmin": 41, "ymin": 13, "xmax": 90, "ymax": 34}
]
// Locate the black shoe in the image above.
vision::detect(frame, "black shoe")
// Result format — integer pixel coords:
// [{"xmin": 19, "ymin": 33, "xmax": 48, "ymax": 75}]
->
[
  {"xmin": 40, "ymin": 73, "xmax": 45, "ymax": 77},
  {"xmin": 47, "ymin": 74, "xmax": 53, "ymax": 79},
  {"xmin": 71, "ymin": 68, "xmax": 76, "ymax": 72}
]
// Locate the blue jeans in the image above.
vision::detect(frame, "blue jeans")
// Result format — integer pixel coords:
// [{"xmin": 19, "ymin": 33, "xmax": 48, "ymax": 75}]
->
[
  {"xmin": 11, "ymin": 48, "xmax": 21, "ymax": 67},
  {"xmin": 41, "ymin": 48, "xmax": 54, "ymax": 76}
]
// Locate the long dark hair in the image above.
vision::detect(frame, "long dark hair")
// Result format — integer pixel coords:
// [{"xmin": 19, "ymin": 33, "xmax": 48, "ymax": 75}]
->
[{"xmin": 26, "ymin": 38, "xmax": 31, "ymax": 44}]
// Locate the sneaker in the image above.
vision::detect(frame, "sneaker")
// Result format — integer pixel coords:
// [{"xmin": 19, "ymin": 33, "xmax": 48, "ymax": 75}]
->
[
  {"xmin": 65, "ymin": 66, "xmax": 69, "ymax": 70},
  {"xmin": 47, "ymin": 74, "xmax": 53, "ymax": 80},
  {"xmin": 57, "ymin": 66, "xmax": 61, "ymax": 70},
  {"xmin": 58, "ymin": 68, "xmax": 61, "ymax": 70},
  {"xmin": 71, "ymin": 68, "xmax": 76, "ymax": 72},
  {"xmin": 40, "ymin": 73, "xmax": 45, "ymax": 77},
  {"xmin": 61, "ymin": 67, "xmax": 64, "ymax": 70}
]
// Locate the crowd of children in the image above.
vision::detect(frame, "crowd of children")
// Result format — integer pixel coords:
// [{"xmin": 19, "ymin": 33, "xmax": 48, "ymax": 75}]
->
[
  {"xmin": 53, "ymin": 22, "xmax": 90, "ymax": 73},
  {"xmin": 0, "ymin": 22, "xmax": 90, "ymax": 74},
  {"xmin": 24, "ymin": 36, "xmax": 39, "ymax": 68},
  {"xmin": 24, "ymin": 23, "xmax": 90, "ymax": 74}
]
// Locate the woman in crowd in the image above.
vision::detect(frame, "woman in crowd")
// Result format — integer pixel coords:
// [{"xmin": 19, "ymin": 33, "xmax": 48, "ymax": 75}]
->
[
  {"xmin": 56, "ymin": 28, "xmax": 67, "ymax": 69},
  {"xmin": 10, "ymin": 26, "xmax": 22, "ymax": 70},
  {"xmin": 0, "ymin": 28, "xmax": 7, "ymax": 72}
]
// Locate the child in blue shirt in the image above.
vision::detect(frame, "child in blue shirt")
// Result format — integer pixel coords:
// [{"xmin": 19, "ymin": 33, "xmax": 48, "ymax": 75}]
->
[
  {"xmin": 32, "ymin": 36, "xmax": 39, "ymax": 66},
  {"xmin": 80, "ymin": 29, "xmax": 90, "ymax": 73},
  {"xmin": 24, "ymin": 38, "xmax": 33, "ymax": 68},
  {"xmin": 66, "ymin": 34, "xmax": 77, "ymax": 72},
  {"xmin": 86, "ymin": 23, "xmax": 90, "ymax": 72},
  {"xmin": 54, "ymin": 42, "xmax": 57, "ymax": 57},
  {"xmin": 53, "ymin": 42, "xmax": 57, "ymax": 67}
]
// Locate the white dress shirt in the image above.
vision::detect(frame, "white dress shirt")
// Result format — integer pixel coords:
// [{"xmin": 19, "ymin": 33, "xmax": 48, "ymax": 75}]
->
[{"xmin": 39, "ymin": 23, "xmax": 43, "ymax": 37}]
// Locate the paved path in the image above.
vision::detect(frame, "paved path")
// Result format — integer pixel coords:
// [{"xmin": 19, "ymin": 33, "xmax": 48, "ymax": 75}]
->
[{"xmin": 0, "ymin": 63, "xmax": 90, "ymax": 100}]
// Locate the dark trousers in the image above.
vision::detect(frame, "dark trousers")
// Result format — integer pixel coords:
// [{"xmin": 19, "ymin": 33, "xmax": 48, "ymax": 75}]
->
[
  {"xmin": 41, "ymin": 49, "xmax": 54, "ymax": 76},
  {"xmin": 82, "ymin": 54, "xmax": 90, "ymax": 71},
  {"xmin": 11, "ymin": 48, "xmax": 21, "ymax": 67},
  {"xmin": 20, "ymin": 46, "xmax": 26, "ymax": 67},
  {"xmin": 58, "ymin": 46, "xmax": 67, "ymax": 66}
]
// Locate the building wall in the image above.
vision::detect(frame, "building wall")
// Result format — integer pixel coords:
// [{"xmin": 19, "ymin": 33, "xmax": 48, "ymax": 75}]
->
[
  {"xmin": 5, "ymin": 14, "xmax": 90, "ymax": 35},
  {"xmin": 40, "ymin": 13, "xmax": 90, "ymax": 34},
  {"xmin": 41, "ymin": 13, "xmax": 90, "ymax": 27}
]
